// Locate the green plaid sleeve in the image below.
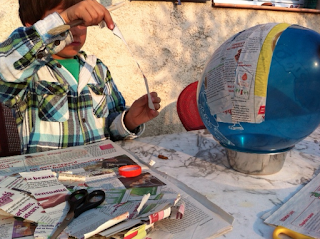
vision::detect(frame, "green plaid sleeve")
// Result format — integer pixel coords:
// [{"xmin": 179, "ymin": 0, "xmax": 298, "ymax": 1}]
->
[
  {"xmin": 0, "ymin": 12, "xmax": 73, "ymax": 105},
  {"xmin": 0, "ymin": 12, "xmax": 72, "ymax": 81}
]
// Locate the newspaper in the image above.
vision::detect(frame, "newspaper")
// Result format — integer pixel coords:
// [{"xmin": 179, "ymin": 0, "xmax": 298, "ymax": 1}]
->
[
  {"xmin": 264, "ymin": 172, "xmax": 320, "ymax": 238},
  {"xmin": 0, "ymin": 140, "xmax": 234, "ymax": 239},
  {"xmin": 202, "ymin": 23, "xmax": 290, "ymax": 124}
]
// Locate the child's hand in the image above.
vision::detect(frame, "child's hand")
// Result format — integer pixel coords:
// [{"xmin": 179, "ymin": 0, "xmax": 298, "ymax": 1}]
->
[
  {"xmin": 124, "ymin": 92, "xmax": 161, "ymax": 132},
  {"xmin": 60, "ymin": 0, "xmax": 114, "ymax": 30}
]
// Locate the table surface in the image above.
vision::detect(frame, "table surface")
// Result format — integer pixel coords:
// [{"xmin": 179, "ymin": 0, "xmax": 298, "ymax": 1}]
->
[{"xmin": 116, "ymin": 127, "xmax": 320, "ymax": 239}]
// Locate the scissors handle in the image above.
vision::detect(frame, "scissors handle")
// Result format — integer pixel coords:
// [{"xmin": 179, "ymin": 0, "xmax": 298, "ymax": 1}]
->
[
  {"xmin": 273, "ymin": 226, "xmax": 314, "ymax": 239},
  {"xmin": 69, "ymin": 189, "xmax": 105, "ymax": 218}
]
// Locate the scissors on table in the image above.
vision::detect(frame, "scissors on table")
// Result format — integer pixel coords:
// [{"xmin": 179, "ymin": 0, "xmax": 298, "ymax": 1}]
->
[
  {"xmin": 51, "ymin": 189, "xmax": 106, "ymax": 239},
  {"xmin": 273, "ymin": 226, "xmax": 314, "ymax": 239}
]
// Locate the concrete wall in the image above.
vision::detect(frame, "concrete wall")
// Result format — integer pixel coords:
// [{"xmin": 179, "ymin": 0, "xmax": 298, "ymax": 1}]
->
[{"xmin": 1, "ymin": 0, "xmax": 319, "ymax": 137}]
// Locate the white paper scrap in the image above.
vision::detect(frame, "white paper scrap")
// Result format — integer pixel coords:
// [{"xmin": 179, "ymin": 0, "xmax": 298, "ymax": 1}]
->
[
  {"xmin": 99, "ymin": 22, "xmax": 155, "ymax": 110},
  {"xmin": 84, "ymin": 212, "xmax": 129, "ymax": 239}
]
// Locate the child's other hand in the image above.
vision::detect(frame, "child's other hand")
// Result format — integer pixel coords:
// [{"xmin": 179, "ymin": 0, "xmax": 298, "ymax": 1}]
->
[
  {"xmin": 60, "ymin": 0, "xmax": 114, "ymax": 30},
  {"xmin": 124, "ymin": 92, "xmax": 161, "ymax": 132}
]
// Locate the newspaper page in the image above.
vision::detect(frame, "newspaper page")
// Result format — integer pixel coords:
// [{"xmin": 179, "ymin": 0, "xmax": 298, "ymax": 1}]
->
[
  {"xmin": 264, "ymin": 172, "xmax": 320, "ymax": 238},
  {"xmin": 0, "ymin": 187, "xmax": 53, "ymax": 225},
  {"xmin": 137, "ymin": 167, "xmax": 234, "ymax": 239},
  {"xmin": 0, "ymin": 140, "xmax": 234, "ymax": 239},
  {"xmin": 0, "ymin": 159, "xmax": 176, "ymax": 238},
  {"xmin": 0, "ymin": 216, "xmax": 35, "ymax": 239},
  {"xmin": 19, "ymin": 170, "xmax": 71, "ymax": 239},
  {"xmin": 202, "ymin": 23, "xmax": 290, "ymax": 124},
  {"xmin": 57, "ymin": 161, "xmax": 182, "ymax": 239}
]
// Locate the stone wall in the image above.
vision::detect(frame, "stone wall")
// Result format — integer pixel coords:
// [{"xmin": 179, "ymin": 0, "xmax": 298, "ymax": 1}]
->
[{"xmin": 1, "ymin": 0, "xmax": 319, "ymax": 137}]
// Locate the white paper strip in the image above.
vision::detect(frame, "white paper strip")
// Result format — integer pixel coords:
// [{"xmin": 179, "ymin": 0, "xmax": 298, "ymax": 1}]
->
[{"xmin": 110, "ymin": 24, "xmax": 155, "ymax": 110}]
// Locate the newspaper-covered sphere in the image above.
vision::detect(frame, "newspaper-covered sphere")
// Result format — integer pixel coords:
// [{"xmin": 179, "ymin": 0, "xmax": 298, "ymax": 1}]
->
[{"xmin": 198, "ymin": 23, "xmax": 320, "ymax": 153}]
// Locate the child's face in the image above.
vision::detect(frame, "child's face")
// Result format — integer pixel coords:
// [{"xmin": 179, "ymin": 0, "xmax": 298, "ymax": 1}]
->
[{"xmin": 43, "ymin": 4, "xmax": 87, "ymax": 59}]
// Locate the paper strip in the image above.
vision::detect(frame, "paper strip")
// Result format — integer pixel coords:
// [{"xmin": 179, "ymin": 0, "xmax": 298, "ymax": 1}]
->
[
  {"xmin": 84, "ymin": 212, "xmax": 129, "ymax": 238},
  {"xmin": 111, "ymin": 24, "xmax": 155, "ymax": 110}
]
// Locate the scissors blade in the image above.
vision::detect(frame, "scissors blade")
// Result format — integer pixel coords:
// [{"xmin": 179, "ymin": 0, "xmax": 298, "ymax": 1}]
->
[{"xmin": 50, "ymin": 211, "xmax": 75, "ymax": 239}]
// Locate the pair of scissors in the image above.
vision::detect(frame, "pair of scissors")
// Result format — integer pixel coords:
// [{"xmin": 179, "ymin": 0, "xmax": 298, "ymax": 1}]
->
[
  {"xmin": 273, "ymin": 226, "xmax": 314, "ymax": 239},
  {"xmin": 51, "ymin": 189, "xmax": 106, "ymax": 239}
]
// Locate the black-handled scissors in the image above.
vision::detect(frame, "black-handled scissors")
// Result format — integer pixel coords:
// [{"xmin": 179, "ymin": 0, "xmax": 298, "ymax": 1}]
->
[{"xmin": 50, "ymin": 189, "xmax": 105, "ymax": 239}]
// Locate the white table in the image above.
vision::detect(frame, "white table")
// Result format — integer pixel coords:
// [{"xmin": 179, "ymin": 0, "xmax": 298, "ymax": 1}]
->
[{"xmin": 117, "ymin": 127, "xmax": 320, "ymax": 239}]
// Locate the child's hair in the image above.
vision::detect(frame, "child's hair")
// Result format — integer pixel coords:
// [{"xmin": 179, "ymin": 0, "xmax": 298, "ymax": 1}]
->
[{"xmin": 19, "ymin": 0, "xmax": 83, "ymax": 26}]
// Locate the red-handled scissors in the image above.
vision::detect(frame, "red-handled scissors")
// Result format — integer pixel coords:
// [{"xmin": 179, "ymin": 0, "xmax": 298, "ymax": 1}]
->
[{"xmin": 51, "ymin": 189, "xmax": 105, "ymax": 239}]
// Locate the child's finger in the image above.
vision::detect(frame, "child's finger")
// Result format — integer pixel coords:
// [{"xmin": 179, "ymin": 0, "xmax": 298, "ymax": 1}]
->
[
  {"xmin": 150, "ymin": 92, "xmax": 161, "ymax": 104},
  {"xmin": 61, "ymin": 0, "xmax": 114, "ymax": 28},
  {"xmin": 85, "ymin": 0, "xmax": 114, "ymax": 28},
  {"xmin": 81, "ymin": 1, "xmax": 105, "ymax": 26},
  {"xmin": 152, "ymin": 103, "xmax": 161, "ymax": 112},
  {"xmin": 103, "ymin": 9, "xmax": 114, "ymax": 30}
]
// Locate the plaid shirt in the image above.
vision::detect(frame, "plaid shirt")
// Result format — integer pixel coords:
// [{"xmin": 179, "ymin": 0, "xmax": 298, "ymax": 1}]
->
[{"xmin": 0, "ymin": 13, "xmax": 144, "ymax": 154}]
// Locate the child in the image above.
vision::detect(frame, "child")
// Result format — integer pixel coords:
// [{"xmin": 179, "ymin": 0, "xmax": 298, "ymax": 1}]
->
[{"xmin": 0, "ymin": 0, "xmax": 161, "ymax": 154}]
